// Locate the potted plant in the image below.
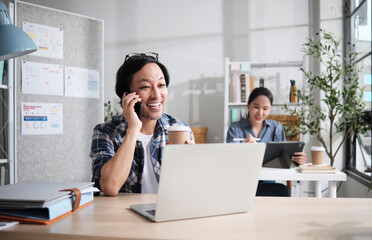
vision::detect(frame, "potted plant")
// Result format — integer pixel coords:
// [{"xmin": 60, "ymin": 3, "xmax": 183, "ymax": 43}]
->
[
  {"xmin": 104, "ymin": 100, "xmax": 120, "ymax": 121},
  {"xmin": 284, "ymin": 29, "xmax": 369, "ymax": 167}
]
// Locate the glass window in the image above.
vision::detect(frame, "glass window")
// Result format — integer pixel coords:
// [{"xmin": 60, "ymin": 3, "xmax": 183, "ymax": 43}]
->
[
  {"xmin": 351, "ymin": 0, "xmax": 366, "ymax": 12},
  {"xmin": 346, "ymin": 0, "xmax": 372, "ymax": 183},
  {"xmin": 355, "ymin": 130, "xmax": 371, "ymax": 176},
  {"xmin": 352, "ymin": 0, "xmax": 371, "ymax": 56}
]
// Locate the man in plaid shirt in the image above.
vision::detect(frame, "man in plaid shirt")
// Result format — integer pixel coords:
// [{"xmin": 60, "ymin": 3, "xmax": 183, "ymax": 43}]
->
[{"xmin": 90, "ymin": 52, "xmax": 194, "ymax": 196}]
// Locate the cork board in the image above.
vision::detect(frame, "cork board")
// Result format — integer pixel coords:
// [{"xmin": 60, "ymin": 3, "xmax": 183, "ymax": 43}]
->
[{"xmin": 14, "ymin": 1, "xmax": 103, "ymax": 182}]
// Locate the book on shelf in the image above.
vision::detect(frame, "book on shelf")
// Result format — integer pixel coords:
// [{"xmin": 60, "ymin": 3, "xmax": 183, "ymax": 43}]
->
[
  {"xmin": 241, "ymin": 74, "xmax": 251, "ymax": 103},
  {"xmin": 240, "ymin": 74, "xmax": 247, "ymax": 102},
  {"xmin": 230, "ymin": 108, "xmax": 248, "ymax": 123},
  {"xmin": 241, "ymin": 62, "xmax": 251, "ymax": 71},
  {"xmin": 240, "ymin": 108, "xmax": 248, "ymax": 119},
  {"xmin": 230, "ymin": 62, "xmax": 240, "ymax": 71},
  {"xmin": 299, "ymin": 165, "xmax": 336, "ymax": 174},
  {"xmin": 231, "ymin": 108, "xmax": 239, "ymax": 123},
  {"xmin": 0, "ymin": 181, "xmax": 99, "ymax": 224},
  {"xmin": 251, "ymin": 76, "xmax": 261, "ymax": 90},
  {"xmin": 230, "ymin": 73, "xmax": 251, "ymax": 104},
  {"xmin": 249, "ymin": 76, "xmax": 254, "ymax": 94},
  {"xmin": 229, "ymin": 60, "xmax": 253, "ymax": 103},
  {"xmin": 230, "ymin": 73, "xmax": 240, "ymax": 103}
]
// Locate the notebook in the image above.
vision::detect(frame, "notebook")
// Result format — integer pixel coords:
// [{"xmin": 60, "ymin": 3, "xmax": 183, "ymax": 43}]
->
[
  {"xmin": 0, "ymin": 182, "xmax": 97, "ymax": 224},
  {"xmin": 130, "ymin": 143, "xmax": 266, "ymax": 222}
]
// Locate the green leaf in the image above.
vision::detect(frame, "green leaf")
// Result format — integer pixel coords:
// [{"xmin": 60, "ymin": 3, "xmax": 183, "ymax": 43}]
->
[{"xmin": 283, "ymin": 29, "xmax": 368, "ymax": 166}]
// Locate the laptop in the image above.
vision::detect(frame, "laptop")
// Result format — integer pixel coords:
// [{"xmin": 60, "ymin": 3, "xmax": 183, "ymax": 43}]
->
[
  {"xmin": 130, "ymin": 143, "xmax": 266, "ymax": 222},
  {"xmin": 262, "ymin": 141, "xmax": 305, "ymax": 169}
]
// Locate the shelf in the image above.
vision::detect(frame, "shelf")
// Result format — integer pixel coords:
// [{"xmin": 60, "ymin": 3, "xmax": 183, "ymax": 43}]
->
[
  {"xmin": 228, "ymin": 102, "xmax": 301, "ymax": 108},
  {"xmin": 0, "ymin": 84, "xmax": 7, "ymax": 90},
  {"xmin": 228, "ymin": 103, "xmax": 246, "ymax": 107},
  {"xmin": 250, "ymin": 61, "xmax": 303, "ymax": 68},
  {"xmin": 230, "ymin": 61, "xmax": 303, "ymax": 68},
  {"xmin": 224, "ymin": 57, "xmax": 305, "ymax": 142},
  {"xmin": 230, "ymin": 70, "xmax": 250, "ymax": 74},
  {"xmin": 0, "ymin": 159, "xmax": 7, "ymax": 164}
]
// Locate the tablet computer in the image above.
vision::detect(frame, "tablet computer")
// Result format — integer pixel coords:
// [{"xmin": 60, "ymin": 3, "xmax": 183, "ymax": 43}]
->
[{"xmin": 262, "ymin": 141, "xmax": 305, "ymax": 169}]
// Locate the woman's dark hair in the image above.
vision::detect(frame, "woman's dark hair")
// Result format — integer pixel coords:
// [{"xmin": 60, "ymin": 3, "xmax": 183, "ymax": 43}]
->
[
  {"xmin": 248, "ymin": 87, "xmax": 273, "ymax": 105},
  {"xmin": 115, "ymin": 57, "xmax": 170, "ymax": 102},
  {"xmin": 246, "ymin": 87, "xmax": 273, "ymax": 119}
]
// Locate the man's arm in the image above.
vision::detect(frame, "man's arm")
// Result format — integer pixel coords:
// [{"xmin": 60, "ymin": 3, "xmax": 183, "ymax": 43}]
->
[
  {"xmin": 99, "ymin": 93, "xmax": 142, "ymax": 196},
  {"xmin": 99, "ymin": 128, "xmax": 139, "ymax": 196}
]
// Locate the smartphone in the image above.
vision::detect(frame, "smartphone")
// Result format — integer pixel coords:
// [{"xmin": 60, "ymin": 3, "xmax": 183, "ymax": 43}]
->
[
  {"xmin": 125, "ymin": 92, "xmax": 142, "ymax": 120},
  {"xmin": 134, "ymin": 102, "xmax": 142, "ymax": 120}
]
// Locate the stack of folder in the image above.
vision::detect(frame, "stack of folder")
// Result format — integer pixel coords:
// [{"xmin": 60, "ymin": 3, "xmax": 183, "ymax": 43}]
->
[{"xmin": 0, "ymin": 181, "xmax": 98, "ymax": 224}]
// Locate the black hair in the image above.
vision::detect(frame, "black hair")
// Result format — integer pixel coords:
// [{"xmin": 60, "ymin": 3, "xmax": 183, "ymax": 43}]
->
[
  {"xmin": 248, "ymin": 87, "xmax": 273, "ymax": 105},
  {"xmin": 115, "ymin": 57, "xmax": 170, "ymax": 103},
  {"xmin": 246, "ymin": 87, "xmax": 273, "ymax": 119}
]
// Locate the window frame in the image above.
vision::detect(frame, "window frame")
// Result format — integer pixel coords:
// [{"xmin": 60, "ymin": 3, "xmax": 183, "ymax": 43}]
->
[{"xmin": 344, "ymin": 0, "xmax": 372, "ymax": 187}]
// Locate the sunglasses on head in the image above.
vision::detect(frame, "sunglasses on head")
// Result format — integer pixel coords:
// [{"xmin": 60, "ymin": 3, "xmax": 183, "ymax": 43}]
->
[{"xmin": 124, "ymin": 52, "xmax": 159, "ymax": 62}]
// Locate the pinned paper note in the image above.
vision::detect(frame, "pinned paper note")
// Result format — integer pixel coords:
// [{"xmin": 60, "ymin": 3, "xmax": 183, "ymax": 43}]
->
[
  {"xmin": 21, "ymin": 102, "xmax": 63, "ymax": 135},
  {"xmin": 65, "ymin": 66, "xmax": 100, "ymax": 99},
  {"xmin": 21, "ymin": 61, "xmax": 63, "ymax": 96},
  {"xmin": 230, "ymin": 62, "xmax": 241, "ymax": 70},
  {"xmin": 23, "ymin": 22, "xmax": 64, "ymax": 59}
]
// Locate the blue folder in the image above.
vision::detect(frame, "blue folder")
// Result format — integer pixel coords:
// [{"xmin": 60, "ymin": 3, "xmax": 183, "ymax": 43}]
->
[{"xmin": 0, "ymin": 181, "xmax": 95, "ymax": 222}]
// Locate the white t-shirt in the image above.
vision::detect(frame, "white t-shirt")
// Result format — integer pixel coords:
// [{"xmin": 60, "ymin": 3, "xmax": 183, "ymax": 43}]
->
[{"xmin": 137, "ymin": 132, "xmax": 159, "ymax": 193}]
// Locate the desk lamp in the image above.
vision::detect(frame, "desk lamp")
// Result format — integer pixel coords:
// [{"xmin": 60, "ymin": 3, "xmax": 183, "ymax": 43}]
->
[{"xmin": 0, "ymin": 2, "xmax": 37, "ymax": 61}]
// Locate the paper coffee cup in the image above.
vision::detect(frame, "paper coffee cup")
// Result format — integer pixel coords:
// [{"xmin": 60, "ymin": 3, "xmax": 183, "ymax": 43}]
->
[
  {"xmin": 167, "ymin": 125, "xmax": 191, "ymax": 144},
  {"xmin": 311, "ymin": 146, "xmax": 325, "ymax": 166}
]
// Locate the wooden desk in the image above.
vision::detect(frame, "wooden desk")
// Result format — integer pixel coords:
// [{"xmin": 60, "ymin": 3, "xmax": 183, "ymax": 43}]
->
[
  {"xmin": 1, "ymin": 194, "xmax": 371, "ymax": 240},
  {"xmin": 260, "ymin": 167, "xmax": 347, "ymax": 198}
]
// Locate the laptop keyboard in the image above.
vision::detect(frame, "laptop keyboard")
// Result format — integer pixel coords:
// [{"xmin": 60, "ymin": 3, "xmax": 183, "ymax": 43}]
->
[{"xmin": 145, "ymin": 209, "xmax": 156, "ymax": 216}]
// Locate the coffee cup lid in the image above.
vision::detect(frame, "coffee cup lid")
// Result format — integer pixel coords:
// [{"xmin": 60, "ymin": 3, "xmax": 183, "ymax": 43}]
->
[
  {"xmin": 311, "ymin": 146, "xmax": 325, "ymax": 151},
  {"xmin": 167, "ymin": 124, "xmax": 191, "ymax": 132}
]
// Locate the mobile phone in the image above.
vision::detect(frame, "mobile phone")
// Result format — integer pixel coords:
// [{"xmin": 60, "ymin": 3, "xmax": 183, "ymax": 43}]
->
[
  {"xmin": 124, "ymin": 92, "xmax": 142, "ymax": 120},
  {"xmin": 134, "ymin": 102, "xmax": 142, "ymax": 120}
]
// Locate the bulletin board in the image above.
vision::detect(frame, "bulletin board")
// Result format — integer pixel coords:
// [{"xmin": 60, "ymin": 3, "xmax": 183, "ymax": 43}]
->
[{"xmin": 14, "ymin": 1, "xmax": 104, "ymax": 182}]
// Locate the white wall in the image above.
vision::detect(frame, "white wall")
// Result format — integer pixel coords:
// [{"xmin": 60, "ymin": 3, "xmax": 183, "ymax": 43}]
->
[
  {"xmin": 21, "ymin": 0, "xmax": 225, "ymax": 142},
  {"xmin": 19, "ymin": 0, "xmax": 369, "ymax": 198},
  {"xmin": 19, "ymin": 0, "xmax": 327, "ymax": 145},
  {"xmin": 225, "ymin": 0, "xmax": 309, "ymax": 106},
  {"xmin": 18, "ymin": 0, "xmax": 316, "ymax": 144}
]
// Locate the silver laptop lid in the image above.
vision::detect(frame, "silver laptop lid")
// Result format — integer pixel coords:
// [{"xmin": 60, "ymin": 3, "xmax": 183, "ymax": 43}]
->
[{"xmin": 154, "ymin": 143, "xmax": 266, "ymax": 222}]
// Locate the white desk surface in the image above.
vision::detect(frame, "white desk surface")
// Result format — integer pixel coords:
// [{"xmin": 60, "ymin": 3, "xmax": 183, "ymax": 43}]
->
[
  {"xmin": 260, "ymin": 166, "xmax": 347, "ymax": 181},
  {"xmin": 1, "ymin": 194, "xmax": 371, "ymax": 240}
]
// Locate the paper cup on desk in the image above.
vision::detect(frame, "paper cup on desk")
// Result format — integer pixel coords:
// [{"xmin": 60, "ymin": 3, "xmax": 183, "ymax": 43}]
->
[
  {"xmin": 311, "ymin": 146, "xmax": 325, "ymax": 166},
  {"xmin": 167, "ymin": 125, "xmax": 191, "ymax": 144}
]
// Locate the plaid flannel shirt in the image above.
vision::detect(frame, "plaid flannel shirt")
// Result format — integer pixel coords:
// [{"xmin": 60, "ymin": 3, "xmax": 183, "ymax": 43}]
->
[{"xmin": 90, "ymin": 113, "xmax": 194, "ymax": 193}]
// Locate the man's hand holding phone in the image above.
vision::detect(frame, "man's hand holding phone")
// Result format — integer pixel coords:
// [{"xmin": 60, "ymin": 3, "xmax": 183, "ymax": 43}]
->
[{"xmin": 122, "ymin": 92, "xmax": 142, "ymax": 131}]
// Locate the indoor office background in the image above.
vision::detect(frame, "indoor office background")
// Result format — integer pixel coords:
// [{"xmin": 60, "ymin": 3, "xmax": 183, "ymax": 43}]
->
[{"xmin": 1, "ymin": 0, "xmax": 371, "ymax": 197}]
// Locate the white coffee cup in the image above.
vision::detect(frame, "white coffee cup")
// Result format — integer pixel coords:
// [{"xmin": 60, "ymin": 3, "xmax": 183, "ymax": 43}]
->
[
  {"xmin": 311, "ymin": 146, "xmax": 325, "ymax": 166},
  {"xmin": 167, "ymin": 125, "xmax": 191, "ymax": 144}
]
